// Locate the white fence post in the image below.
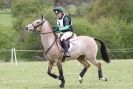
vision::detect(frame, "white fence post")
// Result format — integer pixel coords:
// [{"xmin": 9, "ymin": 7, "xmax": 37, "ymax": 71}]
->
[
  {"xmin": 13, "ymin": 48, "xmax": 18, "ymax": 65},
  {"xmin": 11, "ymin": 48, "xmax": 13, "ymax": 63},
  {"xmin": 11, "ymin": 48, "xmax": 18, "ymax": 65}
]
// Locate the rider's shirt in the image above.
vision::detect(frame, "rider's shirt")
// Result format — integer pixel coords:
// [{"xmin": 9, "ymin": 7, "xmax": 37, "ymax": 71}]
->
[
  {"xmin": 57, "ymin": 14, "xmax": 73, "ymax": 32},
  {"xmin": 57, "ymin": 14, "xmax": 65, "ymax": 27}
]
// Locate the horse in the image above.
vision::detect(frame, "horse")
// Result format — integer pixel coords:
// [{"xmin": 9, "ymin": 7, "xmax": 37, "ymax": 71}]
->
[{"xmin": 26, "ymin": 16, "xmax": 110, "ymax": 88}]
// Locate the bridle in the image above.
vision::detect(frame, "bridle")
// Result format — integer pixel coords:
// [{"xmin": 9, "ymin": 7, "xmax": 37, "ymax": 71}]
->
[
  {"xmin": 31, "ymin": 19, "xmax": 58, "ymax": 60},
  {"xmin": 31, "ymin": 19, "xmax": 55, "ymax": 35},
  {"xmin": 31, "ymin": 19, "xmax": 45, "ymax": 32}
]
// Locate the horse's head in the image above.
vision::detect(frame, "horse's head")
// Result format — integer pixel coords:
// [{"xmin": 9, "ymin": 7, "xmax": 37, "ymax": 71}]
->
[{"xmin": 26, "ymin": 15, "xmax": 45, "ymax": 32}]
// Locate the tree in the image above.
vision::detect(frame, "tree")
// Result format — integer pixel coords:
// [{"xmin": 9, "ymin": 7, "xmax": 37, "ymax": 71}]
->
[
  {"xmin": 89, "ymin": 0, "xmax": 128, "ymax": 22},
  {"xmin": 0, "ymin": 0, "xmax": 4, "ymax": 8},
  {"xmin": 11, "ymin": 0, "xmax": 54, "ymax": 59},
  {"xmin": 0, "ymin": 0, "xmax": 12, "ymax": 8},
  {"xmin": 122, "ymin": 0, "xmax": 133, "ymax": 22},
  {"xmin": 0, "ymin": 26, "xmax": 17, "ymax": 49}
]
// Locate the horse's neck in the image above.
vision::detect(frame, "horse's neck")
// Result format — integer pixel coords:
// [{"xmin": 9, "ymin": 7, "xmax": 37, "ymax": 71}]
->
[
  {"xmin": 41, "ymin": 21, "xmax": 52, "ymax": 33},
  {"xmin": 40, "ymin": 21, "xmax": 56, "ymax": 49}
]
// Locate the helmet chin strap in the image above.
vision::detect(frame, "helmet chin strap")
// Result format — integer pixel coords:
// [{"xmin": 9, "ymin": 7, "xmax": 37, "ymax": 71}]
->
[{"xmin": 58, "ymin": 13, "xmax": 64, "ymax": 19}]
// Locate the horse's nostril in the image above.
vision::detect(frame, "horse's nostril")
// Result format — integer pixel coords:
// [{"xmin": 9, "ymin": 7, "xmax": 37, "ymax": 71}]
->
[{"xmin": 26, "ymin": 26, "xmax": 28, "ymax": 30}]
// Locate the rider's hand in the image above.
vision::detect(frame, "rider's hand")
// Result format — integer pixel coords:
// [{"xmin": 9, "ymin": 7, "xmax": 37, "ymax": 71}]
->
[{"xmin": 53, "ymin": 26, "xmax": 59, "ymax": 32}]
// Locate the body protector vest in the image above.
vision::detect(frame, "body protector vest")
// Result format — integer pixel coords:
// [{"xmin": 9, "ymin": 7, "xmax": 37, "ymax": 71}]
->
[{"xmin": 57, "ymin": 14, "xmax": 73, "ymax": 32}]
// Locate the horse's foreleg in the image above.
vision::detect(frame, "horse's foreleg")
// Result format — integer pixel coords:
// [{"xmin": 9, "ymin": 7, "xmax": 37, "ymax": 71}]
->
[
  {"xmin": 47, "ymin": 61, "xmax": 58, "ymax": 79},
  {"xmin": 77, "ymin": 55, "xmax": 90, "ymax": 83},
  {"xmin": 56, "ymin": 62, "xmax": 65, "ymax": 88}
]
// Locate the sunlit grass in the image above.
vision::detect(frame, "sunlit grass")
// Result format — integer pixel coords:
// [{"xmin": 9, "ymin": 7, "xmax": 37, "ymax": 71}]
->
[
  {"xmin": 0, "ymin": 60, "xmax": 132, "ymax": 89},
  {"xmin": 0, "ymin": 12, "xmax": 14, "ymax": 27}
]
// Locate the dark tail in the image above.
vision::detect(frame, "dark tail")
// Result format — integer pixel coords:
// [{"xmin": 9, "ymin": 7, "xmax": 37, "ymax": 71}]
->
[{"xmin": 94, "ymin": 38, "xmax": 110, "ymax": 63}]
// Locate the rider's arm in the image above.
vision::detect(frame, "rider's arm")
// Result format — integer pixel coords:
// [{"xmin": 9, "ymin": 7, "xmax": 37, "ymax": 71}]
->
[
  {"xmin": 59, "ymin": 16, "xmax": 71, "ymax": 31},
  {"xmin": 59, "ymin": 25, "xmax": 70, "ymax": 31},
  {"xmin": 53, "ymin": 25, "xmax": 59, "ymax": 32}
]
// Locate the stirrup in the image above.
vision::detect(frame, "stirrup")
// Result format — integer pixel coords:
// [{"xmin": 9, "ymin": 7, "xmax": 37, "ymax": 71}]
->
[{"xmin": 64, "ymin": 52, "xmax": 70, "ymax": 58}]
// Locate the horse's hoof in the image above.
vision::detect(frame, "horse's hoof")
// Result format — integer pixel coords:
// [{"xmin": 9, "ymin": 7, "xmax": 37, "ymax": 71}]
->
[
  {"xmin": 78, "ymin": 76, "xmax": 83, "ymax": 83},
  {"xmin": 59, "ymin": 84, "xmax": 64, "ymax": 88},
  {"xmin": 100, "ymin": 77, "xmax": 108, "ymax": 81},
  {"xmin": 79, "ymin": 79, "xmax": 83, "ymax": 83},
  {"xmin": 105, "ymin": 78, "xmax": 108, "ymax": 81}
]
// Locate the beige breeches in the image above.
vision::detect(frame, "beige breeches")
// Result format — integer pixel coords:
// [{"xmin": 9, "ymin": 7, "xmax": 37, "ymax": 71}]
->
[{"xmin": 58, "ymin": 31, "xmax": 73, "ymax": 41}]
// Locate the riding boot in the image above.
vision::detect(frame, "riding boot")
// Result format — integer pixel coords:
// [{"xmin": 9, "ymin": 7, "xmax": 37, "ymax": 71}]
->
[{"xmin": 62, "ymin": 39, "xmax": 70, "ymax": 58}]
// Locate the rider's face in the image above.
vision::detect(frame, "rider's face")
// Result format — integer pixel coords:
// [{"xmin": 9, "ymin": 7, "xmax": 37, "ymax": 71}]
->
[{"xmin": 56, "ymin": 13, "xmax": 62, "ymax": 19}]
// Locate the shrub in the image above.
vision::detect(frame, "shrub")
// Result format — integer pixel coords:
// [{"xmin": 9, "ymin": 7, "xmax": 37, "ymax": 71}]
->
[
  {"xmin": 0, "ymin": 25, "xmax": 17, "ymax": 61},
  {"xmin": 11, "ymin": 0, "xmax": 54, "ymax": 60}
]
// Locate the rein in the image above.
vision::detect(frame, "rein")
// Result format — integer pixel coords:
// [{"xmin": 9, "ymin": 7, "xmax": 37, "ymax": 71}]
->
[
  {"xmin": 39, "ymin": 25, "xmax": 58, "ymax": 60},
  {"xmin": 44, "ymin": 36, "xmax": 57, "ymax": 55},
  {"xmin": 42, "ymin": 32, "xmax": 58, "ymax": 61},
  {"xmin": 41, "ymin": 31, "xmax": 53, "ymax": 34},
  {"xmin": 32, "ymin": 19, "xmax": 59, "ymax": 61}
]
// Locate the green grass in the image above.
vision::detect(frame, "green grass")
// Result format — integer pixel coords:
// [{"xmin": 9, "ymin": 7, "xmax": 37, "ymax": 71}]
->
[
  {"xmin": 0, "ymin": 60, "xmax": 132, "ymax": 89},
  {"xmin": 0, "ymin": 13, "xmax": 14, "ymax": 27}
]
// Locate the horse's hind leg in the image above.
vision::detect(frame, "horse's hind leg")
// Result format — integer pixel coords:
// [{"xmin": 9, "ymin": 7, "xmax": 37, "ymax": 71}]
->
[
  {"xmin": 88, "ymin": 58, "xmax": 107, "ymax": 81},
  {"xmin": 77, "ymin": 55, "xmax": 90, "ymax": 83},
  {"xmin": 97, "ymin": 63, "xmax": 107, "ymax": 81}
]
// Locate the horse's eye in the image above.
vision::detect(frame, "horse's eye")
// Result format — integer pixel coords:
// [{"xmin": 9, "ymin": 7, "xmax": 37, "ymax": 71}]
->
[{"xmin": 37, "ymin": 22, "xmax": 40, "ymax": 24}]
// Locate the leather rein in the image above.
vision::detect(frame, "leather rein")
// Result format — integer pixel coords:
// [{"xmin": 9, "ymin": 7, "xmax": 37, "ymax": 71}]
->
[{"xmin": 31, "ymin": 19, "xmax": 58, "ymax": 58}]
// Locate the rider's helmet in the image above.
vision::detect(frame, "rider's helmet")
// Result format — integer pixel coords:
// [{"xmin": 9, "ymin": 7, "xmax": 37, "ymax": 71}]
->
[{"xmin": 53, "ymin": 7, "xmax": 64, "ymax": 14}]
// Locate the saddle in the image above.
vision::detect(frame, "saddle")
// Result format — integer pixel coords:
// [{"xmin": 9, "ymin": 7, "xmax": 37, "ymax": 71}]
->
[
  {"xmin": 57, "ymin": 33, "xmax": 77, "ymax": 62},
  {"xmin": 58, "ymin": 33, "xmax": 77, "ymax": 50}
]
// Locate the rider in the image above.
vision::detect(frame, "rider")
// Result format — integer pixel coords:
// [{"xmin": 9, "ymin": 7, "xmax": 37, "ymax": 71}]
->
[{"xmin": 53, "ymin": 7, "xmax": 74, "ymax": 58}]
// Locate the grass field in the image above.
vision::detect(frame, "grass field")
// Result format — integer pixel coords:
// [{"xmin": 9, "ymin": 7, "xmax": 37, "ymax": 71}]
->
[
  {"xmin": 0, "ymin": 13, "xmax": 14, "ymax": 27},
  {"xmin": 0, "ymin": 60, "xmax": 132, "ymax": 89}
]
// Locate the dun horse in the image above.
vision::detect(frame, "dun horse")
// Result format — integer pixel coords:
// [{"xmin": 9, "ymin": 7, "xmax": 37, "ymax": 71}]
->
[{"xmin": 26, "ymin": 16, "xmax": 110, "ymax": 88}]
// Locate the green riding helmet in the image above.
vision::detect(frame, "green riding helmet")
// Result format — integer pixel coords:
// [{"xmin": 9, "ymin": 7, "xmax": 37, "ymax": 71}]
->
[{"xmin": 53, "ymin": 7, "xmax": 64, "ymax": 14}]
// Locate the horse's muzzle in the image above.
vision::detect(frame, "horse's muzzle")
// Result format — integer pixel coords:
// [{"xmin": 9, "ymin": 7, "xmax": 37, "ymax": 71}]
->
[{"xmin": 26, "ymin": 26, "xmax": 28, "ymax": 30}]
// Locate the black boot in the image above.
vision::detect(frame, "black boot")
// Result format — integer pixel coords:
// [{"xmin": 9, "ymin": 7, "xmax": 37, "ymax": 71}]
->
[{"xmin": 62, "ymin": 39, "xmax": 70, "ymax": 58}]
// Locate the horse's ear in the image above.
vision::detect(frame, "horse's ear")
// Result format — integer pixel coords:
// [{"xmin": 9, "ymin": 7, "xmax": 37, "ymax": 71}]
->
[
  {"xmin": 41, "ymin": 15, "xmax": 44, "ymax": 20},
  {"xmin": 41, "ymin": 15, "xmax": 45, "ymax": 21}
]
